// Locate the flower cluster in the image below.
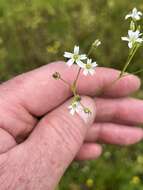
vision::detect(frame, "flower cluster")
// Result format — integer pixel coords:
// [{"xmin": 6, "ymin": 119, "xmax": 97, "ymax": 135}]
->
[
  {"xmin": 63, "ymin": 41, "xmax": 100, "ymax": 115},
  {"xmin": 64, "ymin": 43, "xmax": 99, "ymax": 76},
  {"xmin": 122, "ymin": 8, "xmax": 143, "ymax": 49},
  {"xmin": 53, "ymin": 8, "xmax": 143, "ymax": 116}
]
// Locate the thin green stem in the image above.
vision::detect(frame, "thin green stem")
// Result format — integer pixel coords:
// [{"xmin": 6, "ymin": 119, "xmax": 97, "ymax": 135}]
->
[
  {"xmin": 120, "ymin": 45, "xmax": 139, "ymax": 77},
  {"xmin": 74, "ymin": 68, "xmax": 81, "ymax": 86},
  {"xmin": 87, "ymin": 45, "xmax": 97, "ymax": 57},
  {"xmin": 132, "ymin": 68, "xmax": 143, "ymax": 75},
  {"xmin": 59, "ymin": 78, "xmax": 71, "ymax": 87},
  {"xmin": 123, "ymin": 68, "xmax": 143, "ymax": 77}
]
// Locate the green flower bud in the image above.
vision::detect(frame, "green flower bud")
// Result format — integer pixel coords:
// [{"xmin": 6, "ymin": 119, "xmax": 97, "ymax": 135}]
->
[
  {"xmin": 93, "ymin": 39, "xmax": 101, "ymax": 47},
  {"xmin": 130, "ymin": 21, "xmax": 135, "ymax": 31},
  {"xmin": 84, "ymin": 107, "xmax": 92, "ymax": 114}
]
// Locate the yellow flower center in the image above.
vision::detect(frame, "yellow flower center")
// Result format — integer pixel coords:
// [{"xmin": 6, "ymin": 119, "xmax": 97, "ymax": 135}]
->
[
  {"xmin": 86, "ymin": 63, "xmax": 92, "ymax": 69},
  {"xmin": 73, "ymin": 54, "xmax": 79, "ymax": 60}
]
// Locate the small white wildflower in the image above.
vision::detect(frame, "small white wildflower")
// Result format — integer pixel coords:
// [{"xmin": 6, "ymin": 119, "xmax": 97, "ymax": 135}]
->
[
  {"xmin": 125, "ymin": 8, "xmax": 142, "ymax": 21},
  {"xmin": 121, "ymin": 30, "xmax": 143, "ymax": 48},
  {"xmin": 68, "ymin": 101, "xmax": 83, "ymax": 115},
  {"xmin": 80, "ymin": 59, "xmax": 98, "ymax": 76},
  {"xmin": 64, "ymin": 45, "xmax": 87, "ymax": 67}
]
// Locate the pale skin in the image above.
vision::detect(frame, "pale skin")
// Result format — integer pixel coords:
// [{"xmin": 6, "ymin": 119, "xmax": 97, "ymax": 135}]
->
[{"xmin": 0, "ymin": 61, "xmax": 143, "ymax": 190}]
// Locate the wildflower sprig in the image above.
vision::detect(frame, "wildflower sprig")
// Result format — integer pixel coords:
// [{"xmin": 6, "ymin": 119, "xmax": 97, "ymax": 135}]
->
[
  {"xmin": 52, "ymin": 8, "xmax": 143, "ymax": 116},
  {"xmin": 52, "ymin": 40, "xmax": 101, "ymax": 116},
  {"xmin": 121, "ymin": 7, "xmax": 143, "ymax": 77}
]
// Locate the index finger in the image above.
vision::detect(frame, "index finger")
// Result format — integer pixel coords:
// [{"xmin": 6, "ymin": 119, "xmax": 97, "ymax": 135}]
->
[{"xmin": 0, "ymin": 61, "xmax": 140, "ymax": 116}]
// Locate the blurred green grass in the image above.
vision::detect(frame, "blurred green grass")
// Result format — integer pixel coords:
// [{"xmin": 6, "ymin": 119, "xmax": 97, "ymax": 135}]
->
[{"xmin": 0, "ymin": 0, "xmax": 143, "ymax": 189}]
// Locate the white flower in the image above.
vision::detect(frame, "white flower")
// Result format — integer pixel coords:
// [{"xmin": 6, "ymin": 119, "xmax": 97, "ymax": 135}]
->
[
  {"xmin": 125, "ymin": 8, "xmax": 142, "ymax": 21},
  {"xmin": 64, "ymin": 45, "xmax": 87, "ymax": 67},
  {"xmin": 68, "ymin": 101, "xmax": 82, "ymax": 115},
  {"xmin": 121, "ymin": 30, "xmax": 143, "ymax": 48},
  {"xmin": 80, "ymin": 59, "xmax": 98, "ymax": 76}
]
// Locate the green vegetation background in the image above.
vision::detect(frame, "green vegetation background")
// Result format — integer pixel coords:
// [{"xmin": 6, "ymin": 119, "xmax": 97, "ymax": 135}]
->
[{"xmin": 0, "ymin": 0, "xmax": 143, "ymax": 189}]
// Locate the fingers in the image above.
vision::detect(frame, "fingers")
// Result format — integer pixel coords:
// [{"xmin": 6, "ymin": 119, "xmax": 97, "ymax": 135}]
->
[
  {"xmin": 16, "ymin": 96, "xmax": 96, "ymax": 190},
  {"xmin": 95, "ymin": 97, "xmax": 143, "ymax": 125},
  {"xmin": 86, "ymin": 123, "xmax": 143, "ymax": 145},
  {"xmin": 76, "ymin": 143, "xmax": 102, "ymax": 160},
  {"xmin": 0, "ymin": 62, "xmax": 140, "ymax": 117}
]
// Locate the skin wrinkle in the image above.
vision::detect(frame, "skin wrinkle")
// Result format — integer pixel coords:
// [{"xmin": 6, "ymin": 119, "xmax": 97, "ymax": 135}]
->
[
  {"xmin": 43, "ymin": 113, "xmax": 83, "ymax": 156},
  {"xmin": 95, "ymin": 99, "xmax": 117, "ymax": 122},
  {"xmin": 0, "ymin": 155, "xmax": 15, "ymax": 190},
  {"xmin": 57, "ymin": 111, "xmax": 84, "ymax": 143}
]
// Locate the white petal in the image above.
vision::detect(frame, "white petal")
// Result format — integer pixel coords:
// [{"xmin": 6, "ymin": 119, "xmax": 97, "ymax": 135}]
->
[
  {"xmin": 89, "ymin": 69, "xmax": 95, "ymax": 75},
  {"xmin": 133, "ymin": 8, "xmax": 137, "ymax": 14},
  {"xmin": 135, "ymin": 15, "xmax": 140, "ymax": 20},
  {"xmin": 128, "ymin": 42, "xmax": 133, "ymax": 49},
  {"xmin": 136, "ymin": 38, "xmax": 143, "ymax": 43},
  {"xmin": 66, "ymin": 59, "xmax": 74, "ymax": 66},
  {"xmin": 125, "ymin": 14, "xmax": 131, "ymax": 20},
  {"xmin": 121, "ymin": 37, "xmax": 129, "ymax": 41},
  {"xmin": 83, "ymin": 69, "xmax": 89, "ymax": 76},
  {"xmin": 76, "ymin": 60, "xmax": 84, "ymax": 68},
  {"xmin": 70, "ymin": 109, "xmax": 75, "ymax": 115},
  {"xmin": 135, "ymin": 30, "xmax": 140, "ymax": 36},
  {"xmin": 92, "ymin": 62, "xmax": 98, "ymax": 67},
  {"xmin": 87, "ymin": 59, "xmax": 92, "ymax": 64},
  {"xmin": 74, "ymin": 45, "xmax": 79, "ymax": 54},
  {"xmin": 64, "ymin": 52, "xmax": 73, "ymax": 58},
  {"xmin": 138, "ymin": 11, "xmax": 142, "ymax": 16},
  {"xmin": 68, "ymin": 105, "xmax": 72, "ymax": 109},
  {"xmin": 76, "ymin": 105, "xmax": 83, "ymax": 113},
  {"xmin": 128, "ymin": 30, "xmax": 133, "ymax": 37},
  {"xmin": 80, "ymin": 54, "xmax": 87, "ymax": 60}
]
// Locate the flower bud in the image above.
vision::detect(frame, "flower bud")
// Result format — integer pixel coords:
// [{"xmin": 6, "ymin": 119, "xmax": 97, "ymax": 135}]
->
[
  {"xmin": 84, "ymin": 107, "xmax": 92, "ymax": 114},
  {"xmin": 130, "ymin": 21, "xmax": 135, "ymax": 31},
  {"xmin": 52, "ymin": 72, "xmax": 61, "ymax": 80},
  {"xmin": 74, "ymin": 95, "xmax": 81, "ymax": 102},
  {"xmin": 93, "ymin": 39, "xmax": 101, "ymax": 47}
]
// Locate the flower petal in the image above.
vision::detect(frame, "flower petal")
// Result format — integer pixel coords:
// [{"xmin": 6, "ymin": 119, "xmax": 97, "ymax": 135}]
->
[
  {"xmin": 128, "ymin": 42, "xmax": 133, "ymax": 49},
  {"xmin": 125, "ymin": 14, "xmax": 131, "ymax": 20},
  {"xmin": 87, "ymin": 59, "xmax": 92, "ymax": 64},
  {"xmin": 138, "ymin": 11, "xmax": 143, "ymax": 16},
  {"xmin": 70, "ymin": 109, "xmax": 75, "ymax": 115},
  {"xmin": 93, "ymin": 62, "xmax": 98, "ymax": 68},
  {"xmin": 80, "ymin": 54, "xmax": 87, "ymax": 60},
  {"xmin": 136, "ymin": 38, "xmax": 143, "ymax": 43},
  {"xmin": 64, "ymin": 52, "xmax": 73, "ymax": 58},
  {"xmin": 89, "ymin": 69, "xmax": 95, "ymax": 75},
  {"xmin": 121, "ymin": 37, "xmax": 129, "ymax": 41},
  {"xmin": 74, "ymin": 45, "xmax": 79, "ymax": 54},
  {"xmin": 66, "ymin": 59, "xmax": 74, "ymax": 66},
  {"xmin": 133, "ymin": 8, "xmax": 137, "ymax": 14},
  {"xmin": 77, "ymin": 60, "xmax": 84, "ymax": 68},
  {"xmin": 83, "ymin": 69, "xmax": 89, "ymax": 76}
]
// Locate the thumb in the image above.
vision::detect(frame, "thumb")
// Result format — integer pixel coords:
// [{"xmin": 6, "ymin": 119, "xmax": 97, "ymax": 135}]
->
[{"xmin": 23, "ymin": 96, "xmax": 96, "ymax": 190}]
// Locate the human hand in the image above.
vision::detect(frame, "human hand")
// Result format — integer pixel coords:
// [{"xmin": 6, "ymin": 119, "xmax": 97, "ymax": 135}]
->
[{"xmin": 0, "ymin": 62, "xmax": 142, "ymax": 190}]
